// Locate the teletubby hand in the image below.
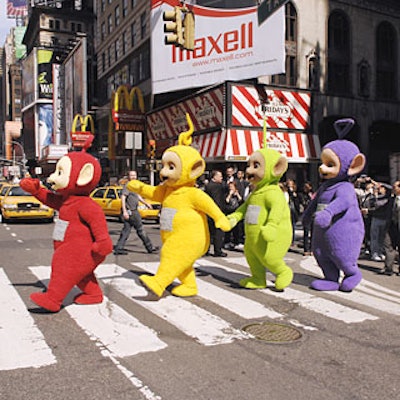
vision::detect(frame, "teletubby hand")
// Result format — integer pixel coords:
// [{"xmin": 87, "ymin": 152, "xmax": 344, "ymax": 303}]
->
[
  {"xmin": 315, "ymin": 209, "xmax": 332, "ymax": 228},
  {"xmin": 92, "ymin": 239, "xmax": 113, "ymax": 257},
  {"xmin": 215, "ymin": 215, "xmax": 231, "ymax": 232},
  {"xmin": 127, "ymin": 179, "xmax": 144, "ymax": 193},
  {"xmin": 20, "ymin": 178, "xmax": 41, "ymax": 195},
  {"xmin": 261, "ymin": 224, "xmax": 277, "ymax": 242},
  {"xmin": 228, "ymin": 217, "xmax": 238, "ymax": 229}
]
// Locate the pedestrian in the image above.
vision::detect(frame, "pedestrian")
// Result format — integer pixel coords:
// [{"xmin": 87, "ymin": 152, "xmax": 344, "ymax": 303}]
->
[
  {"xmin": 114, "ymin": 170, "xmax": 159, "ymax": 255},
  {"xmin": 285, "ymin": 179, "xmax": 300, "ymax": 243},
  {"xmin": 381, "ymin": 181, "xmax": 400, "ymax": 275},
  {"xmin": 205, "ymin": 170, "xmax": 228, "ymax": 257},
  {"xmin": 299, "ymin": 181, "xmax": 314, "ymax": 256},
  {"xmin": 224, "ymin": 180, "xmax": 243, "ymax": 249},
  {"xmin": 364, "ymin": 182, "xmax": 392, "ymax": 261}
]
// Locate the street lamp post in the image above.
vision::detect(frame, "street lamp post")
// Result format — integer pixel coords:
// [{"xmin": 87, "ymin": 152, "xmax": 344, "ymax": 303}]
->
[{"xmin": 10, "ymin": 141, "xmax": 27, "ymax": 176}]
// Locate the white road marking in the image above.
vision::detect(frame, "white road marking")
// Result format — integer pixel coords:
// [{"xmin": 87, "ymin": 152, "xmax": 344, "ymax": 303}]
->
[
  {"xmin": 96, "ymin": 263, "xmax": 249, "ymax": 346},
  {"xmin": 29, "ymin": 266, "xmax": 167, "ymax": 357},
  {"xmin": 0, "ymin": 268, "xmax": 56, "ymax": 371},
  {"xmin": 300, "ymin": 257, "xmax": 400, "ymax": 317},
  {"xmin": 133, "ymin": 261, "xmax": 283, "ymax": 320},
  {"xmin": 200, "ymin": 258, "xmax": 378, "ymax": 324}
]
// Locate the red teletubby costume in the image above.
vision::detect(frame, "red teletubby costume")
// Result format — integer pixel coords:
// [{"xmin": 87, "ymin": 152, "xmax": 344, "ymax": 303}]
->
[{"xmin": 20, "ymin": 137, "xmax": 113, "ymax": 312}]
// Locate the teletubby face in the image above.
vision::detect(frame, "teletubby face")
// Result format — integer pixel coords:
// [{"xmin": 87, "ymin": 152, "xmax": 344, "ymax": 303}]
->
[
  {"xmin": 159, "ymin": 151, "xmax": 182, "ymax": 187},
  {"xmin": 319, "ymin": 148, "xmax": 341, "ymax": 181},
  {"xmin": 47, "ymin": 152, "xmax": 100, "ymax": 195},
  {"xmin": 246, "ymin": 151, "xmax": 265, "ymax": 186},
  {"xmin": 47, "ymin": 156, "xmax": 72, "ymax": 191}
]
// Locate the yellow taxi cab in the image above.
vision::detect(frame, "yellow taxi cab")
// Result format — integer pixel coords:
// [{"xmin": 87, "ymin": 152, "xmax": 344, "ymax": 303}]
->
[
  {"xmin": 0, "ymin": 183, "xmax": 12, "ymax": 208},
  {"xmin": 1, "ymin": 185, "xmax": 54, "ymax": 223},
  {"xmin": 90, "ymin": 185, "xmax": 161, "ymax": 222}
]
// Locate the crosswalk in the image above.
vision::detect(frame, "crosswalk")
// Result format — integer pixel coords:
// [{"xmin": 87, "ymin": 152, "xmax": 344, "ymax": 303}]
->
[{"xmin": 1, "ymin": 255, "xmax": 399, "ymax": 381}]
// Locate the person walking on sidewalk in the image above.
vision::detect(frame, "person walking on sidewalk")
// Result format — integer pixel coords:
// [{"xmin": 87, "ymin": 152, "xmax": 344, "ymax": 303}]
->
[
  {"xmin": 382, "ymin": 181, "xmax": 400, "ymax": 275},
  {"xmin": 114, "ymin": 171, "xmax": 159, "ymax": 255}
]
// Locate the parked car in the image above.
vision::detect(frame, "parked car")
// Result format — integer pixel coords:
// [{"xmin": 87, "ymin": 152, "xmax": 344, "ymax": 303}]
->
[
  {"xmin": 1, "ymin": 185, "xmax": 54, "ymax": 223},
  {"xmin": 90, "ymin": 185, "xmax": 161, "ymax": 222}
]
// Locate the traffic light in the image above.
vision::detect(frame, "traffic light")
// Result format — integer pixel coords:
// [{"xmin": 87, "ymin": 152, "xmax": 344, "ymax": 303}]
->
[
  {"xmin": 163, "ymin": 6, "xmax": 184, "ymax": 47},
  {"xmin": 148, "ymin": 139, "xmax": 156, "ymax": 159},
  {"xmin": 183, "ymin": 10, "xmax": 195, "ymax": 50}
]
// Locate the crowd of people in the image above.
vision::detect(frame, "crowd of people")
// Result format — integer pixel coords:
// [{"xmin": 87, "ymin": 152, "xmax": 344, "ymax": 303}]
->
[{"xmin": 115, "ymin": 167, "xmax": 400, "ymax": 276}]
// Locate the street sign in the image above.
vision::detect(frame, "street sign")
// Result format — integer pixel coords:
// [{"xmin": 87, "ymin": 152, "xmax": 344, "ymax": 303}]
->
[{"xmin": 258, "ymin": 0, "xmax": 289, "ymax": 25}]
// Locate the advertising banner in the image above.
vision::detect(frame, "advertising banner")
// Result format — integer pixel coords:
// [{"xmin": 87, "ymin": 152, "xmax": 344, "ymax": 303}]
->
[
  {"xmin": 14, "ymin": 26, "xmax": 26, "ymax": 60},
  {"xmin": 7, "ymin": 0, "xmax": 27, "ymax": 18},
  {"xmin": 151, "ymin": 0, "xmax": 285, "ymax": 94},
  {"xmin": 37, "ymin": 49, "xmax": 54, "ymax": 99}
]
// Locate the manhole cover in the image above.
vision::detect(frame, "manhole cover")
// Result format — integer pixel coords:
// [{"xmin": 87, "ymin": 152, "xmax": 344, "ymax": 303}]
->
[{"xmin": 242, "ymin": 322, "xmax": 302, "ymax": 343}]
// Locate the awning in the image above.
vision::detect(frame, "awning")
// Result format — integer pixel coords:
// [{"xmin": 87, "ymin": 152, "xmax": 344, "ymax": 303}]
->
[{"xmin": 194, "ymin": 129, "xmax": 321, "ymax": 163}]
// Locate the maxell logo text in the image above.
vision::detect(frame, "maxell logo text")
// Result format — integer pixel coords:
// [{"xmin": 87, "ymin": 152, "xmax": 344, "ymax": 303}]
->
[{"xmin": 172, "ymin": 22, "xmax": 253, "ymax": 63}]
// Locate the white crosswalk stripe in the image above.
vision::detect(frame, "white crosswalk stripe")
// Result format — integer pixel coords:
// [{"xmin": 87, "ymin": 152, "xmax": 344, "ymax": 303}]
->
[
  {"xmin": 95, "ymin": 264, "xmax": 249, "ymax": 346},
  {"xmin": 0, "ymin": 268, "xmax": 56, "ymax": 371},
  {"xmin": 3, "ymin": 254, "xmax": 396, "ymax": 375},
  {"xmin": 206, "ymin": 257, "xmax": 379, "ymax": 323},
  {"xmin": 29, "ymin": 266, "xmax": 167, "ymax": 357},
  {"xmin": 300, "ymin": 257, "xmax": 400, "ymax": 317},
  {"xmin": 133, "ymin": 261, "xmax": 283, "ymax": 320}
]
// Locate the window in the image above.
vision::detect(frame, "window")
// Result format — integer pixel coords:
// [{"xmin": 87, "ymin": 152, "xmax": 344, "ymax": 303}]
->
[
  {"xmin": 102, "ymin": 52, "xmax": 106, "ymax": 72},
  {"xmin": 376, "ymin": 22, "xmax": 397, "ymax": 100},
  {"xmin": 101, "ymin": 22, "xmax": 106, "ymax": 41},
  {"xmin": 115, "ymin": 5, "xmax": 120, "ymax": 27},
  {"xmin": 271, "ymin": 2, "xmax": 297, "ymax": 87},
  {"xmin": 131, "ymin": 22, "xmax": 136, "ymax": 47},
  {"xmin": 101, "ymin": 0, "xmax": 105, "ymax": 12},
  {"xmin": 55, "ymin": 20, "xmax": 60, "ymax": 30},
  {"xmin": 123, "ymin": 0, "xmax": 128, "ymax": 18},
  {"xmin": 115, "ymin": 39, "xmax": 120, "ymax": 61},
  {"xmin": 108, "ymin": 46, "xmax": 112, "ymax": 67},
  {"xmin": 327, "ymin": 10, "xmax": 351, "ymax": 95},
  {"xmin": 108, "ymin": 14, "xmax": 113, "ymax": 34},
  {"xmin": 71, "ymin": 22, "xmax": 76, "ymax": 32},
  {"xmin": 122, "ymin": 31, "xmax": 127, "ymax": 54},
  {"xmin": 131, "ymin": 0, "xmax": 137, "ymax": 9},
  {"xmin": 49, "ymin": 20, "xmax": 54, "ymax": 29},
  {"xmin": 140, "ymin": 12, "xmax": 147, "ymax": 39}
]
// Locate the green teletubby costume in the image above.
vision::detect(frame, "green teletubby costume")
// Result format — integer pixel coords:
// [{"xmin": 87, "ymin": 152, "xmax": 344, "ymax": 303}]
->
[{"xmin": 228, "ymin": 148, "xmax": 293, "ymax": 290}]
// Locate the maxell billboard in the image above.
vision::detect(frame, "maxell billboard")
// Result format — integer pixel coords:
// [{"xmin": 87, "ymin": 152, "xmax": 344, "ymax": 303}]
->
[{"xmin": 151, "ymin": 1, "xmax": 285, "ymax": 94}]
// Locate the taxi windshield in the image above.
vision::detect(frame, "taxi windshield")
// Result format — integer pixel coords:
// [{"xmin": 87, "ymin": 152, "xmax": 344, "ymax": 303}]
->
[{"xmin": 8, "ymin": 187, "xmax": 31, "ymax": 196}]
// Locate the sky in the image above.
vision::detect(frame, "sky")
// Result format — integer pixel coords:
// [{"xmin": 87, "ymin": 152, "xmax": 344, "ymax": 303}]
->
[{"xmin": 0, "ymin": 2, "xmax": 17, "ymax": 46}]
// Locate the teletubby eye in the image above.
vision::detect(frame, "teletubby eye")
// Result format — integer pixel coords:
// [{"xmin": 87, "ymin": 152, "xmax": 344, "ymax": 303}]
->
[{"xmin": 168, "ymin": 163, "xmax": 175, "ymax": 170}]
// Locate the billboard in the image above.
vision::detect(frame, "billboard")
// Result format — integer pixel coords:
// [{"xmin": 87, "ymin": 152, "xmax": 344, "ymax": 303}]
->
[
  {"xmin": 64, "ymin": 37, "xmax": 88, "ymax": 142},
  {"xmin": 37, "ymin": 49, "xmax": 55, "ymax": 99},
  {"xmin": 151, "ymin": 0, "xmax": 285, "ymax": 94},
  {"xmin": 14, "ymin": 26, "xmax": 26, "ymax": 60},
  {"xmin": 21, "ymin": 50, "xmax": 35, "ymax": 108},
  {"xmin": 7, "ymin": 0, "xmax": 28, "ymax": 18}
]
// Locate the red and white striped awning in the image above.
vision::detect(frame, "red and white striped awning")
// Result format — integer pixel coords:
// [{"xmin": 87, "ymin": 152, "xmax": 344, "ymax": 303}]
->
[{"xmin": 193, "ymin": 129, "xmax": 321, "ymax": 163}]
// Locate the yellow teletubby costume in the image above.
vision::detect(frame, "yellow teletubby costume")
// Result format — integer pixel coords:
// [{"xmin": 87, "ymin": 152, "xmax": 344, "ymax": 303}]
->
[{"xmin": 127, "ymin": 114, "xmax": 231, "ymax": 297}]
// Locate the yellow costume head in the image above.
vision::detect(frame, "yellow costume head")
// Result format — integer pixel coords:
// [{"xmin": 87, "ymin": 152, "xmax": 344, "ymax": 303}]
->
[{"xmin": 159, "ymin": 114, "xmax": 205, "ymax": 188}]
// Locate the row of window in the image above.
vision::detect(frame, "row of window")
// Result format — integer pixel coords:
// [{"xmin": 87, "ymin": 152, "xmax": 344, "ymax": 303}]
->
[
  {"xmin": 99, "ymin": 12, "xmax": 147, "ymax": 74},
  {"xmin": 275, "ymin": 3, "xmax": 398, "ymax": 100},
  {"xmin": 48, "ymin": 18, "xmax": 83, "ymax": 33},
  {"xmin": 100, "ymin": 0, "xmax": 140, "ymax": 38}
]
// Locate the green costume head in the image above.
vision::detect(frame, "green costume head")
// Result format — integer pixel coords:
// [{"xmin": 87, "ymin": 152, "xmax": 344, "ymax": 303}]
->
[{"xmin": 247, "ymin": 148, "xmax": 288, "ymax": 190}]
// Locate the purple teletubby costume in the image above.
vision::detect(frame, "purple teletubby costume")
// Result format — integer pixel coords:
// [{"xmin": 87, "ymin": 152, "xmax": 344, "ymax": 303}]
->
[{"xmin": 302, "ymin": 119, "xmax": 366, "ymax": 291}]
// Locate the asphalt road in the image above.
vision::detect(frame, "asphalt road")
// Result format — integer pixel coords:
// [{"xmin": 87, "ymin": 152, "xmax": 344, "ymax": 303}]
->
[{"xmin": 0, "ymin": 216, "xmax": 399, "ymax": 400}]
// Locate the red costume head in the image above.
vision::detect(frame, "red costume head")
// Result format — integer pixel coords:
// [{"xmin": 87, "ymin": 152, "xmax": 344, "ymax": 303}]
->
[{"xmin": 47, "ymin": 136, "xmax": 101, "ymax": 197}]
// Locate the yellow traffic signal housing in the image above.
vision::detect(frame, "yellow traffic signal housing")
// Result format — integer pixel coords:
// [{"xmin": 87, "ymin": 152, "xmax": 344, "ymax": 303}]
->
[
  {"xmin": 183, "ymin": 11, "xmax": 195, "ymax": 51},
  {"xmin": 163, "ymin": 6, "xmax": 184, "ymax": 47}
]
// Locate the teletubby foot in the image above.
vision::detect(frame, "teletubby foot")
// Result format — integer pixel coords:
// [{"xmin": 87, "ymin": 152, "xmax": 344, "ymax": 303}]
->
[
  {"xmin": 30, "ymin": 292, "xmax": 61, "ymax": 312},
  {"xmin": 310, "ymin": 279, "xmax": 340, "ymax": 291},
  {"xmin": 239, "ymin": 277, "xmax": 266, "ymax": 289},
  {"xmin": 171, "ymin": 284, "xmax": 198, "ymax": 297},
  {"xmin": 74, "ymin": 293, "xmax": 103, "ymax": 305},
  {"xmin": 340, "ymin": 272, "xmax": 362, "ymax": 292},
  {"xmin": 139, "ymin": 275, "xmax": 164, "ymax": 297},
  {"xmin": 275, "ymin": 268, "xmax": 293, "ymax": 290}
]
